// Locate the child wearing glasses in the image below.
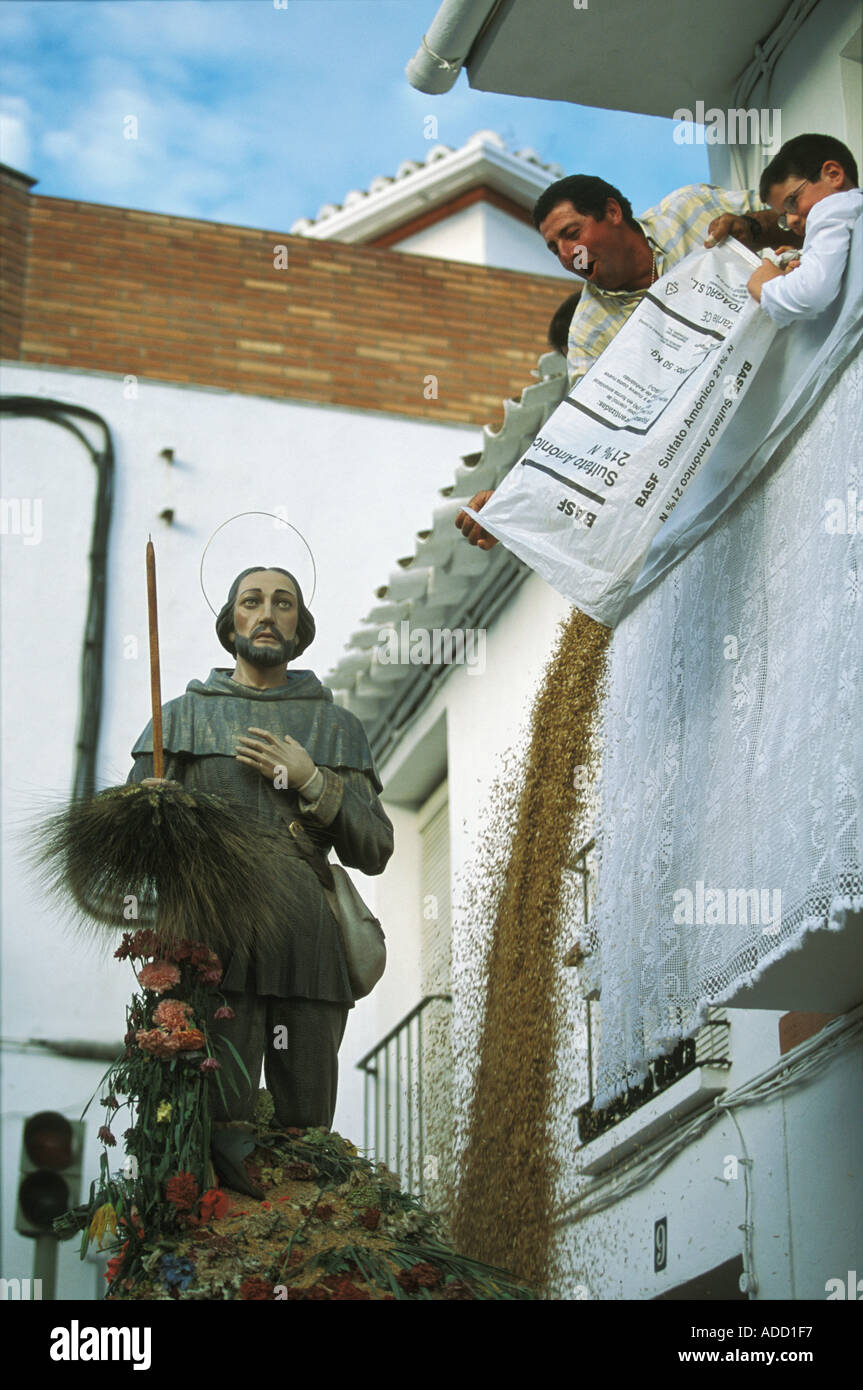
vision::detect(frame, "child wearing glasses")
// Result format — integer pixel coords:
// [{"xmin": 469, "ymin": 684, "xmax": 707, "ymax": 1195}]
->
[{"xmin": 747, "ymin": 133, "xmax": 861, "ymax": 324}]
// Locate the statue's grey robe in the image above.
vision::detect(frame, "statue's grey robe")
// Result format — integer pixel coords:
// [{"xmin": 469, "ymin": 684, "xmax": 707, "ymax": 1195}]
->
[{"xmin": 128, "ymin": 668, "xmax": 393, "ymax": 1005}]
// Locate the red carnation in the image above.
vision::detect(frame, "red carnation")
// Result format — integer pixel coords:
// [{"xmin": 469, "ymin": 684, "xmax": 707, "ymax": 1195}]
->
[
  {"xmin": 116, "ymin": 928, "xmax": 161, "ymax": 961},
  {"xmin": 194, "ymin": 948, "xmax": 223, "ymax": 979},
  {"xmin": 198, "ymin": 1188, "xmax": 230, "ymax": 1224},
  {"xmin": 104, "ymin": 1241, "xmax": 129, "ymax": 1284},
  {"xmin": 97, "ymin": 1126, "xmax": 117, "ymax": 1147},
  {"xmin": 165, "ymin": 1172, "xmax": 199, "ymax": 1211}
]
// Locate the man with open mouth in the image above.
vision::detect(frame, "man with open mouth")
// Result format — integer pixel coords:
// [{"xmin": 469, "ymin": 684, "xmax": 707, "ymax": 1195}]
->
[{"xmin": 456, "ymin": 171, "xmax": 799, "ymax": 550}]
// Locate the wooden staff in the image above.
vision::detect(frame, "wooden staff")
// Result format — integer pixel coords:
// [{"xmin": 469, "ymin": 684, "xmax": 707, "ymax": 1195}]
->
[{"xmin": 146, "ymin": 537, "xmax": 164, "ymax": 779}]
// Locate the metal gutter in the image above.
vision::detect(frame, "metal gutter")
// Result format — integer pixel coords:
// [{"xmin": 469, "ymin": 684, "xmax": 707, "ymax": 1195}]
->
[{"xmin": 405, "ymin": 0, "xmax": 503, "ymax": 94}]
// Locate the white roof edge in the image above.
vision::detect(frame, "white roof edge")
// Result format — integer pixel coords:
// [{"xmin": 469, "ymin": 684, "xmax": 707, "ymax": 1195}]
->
[{"xmin": 292, "ymin": 133, "xmax": 563, "ymax": 243}]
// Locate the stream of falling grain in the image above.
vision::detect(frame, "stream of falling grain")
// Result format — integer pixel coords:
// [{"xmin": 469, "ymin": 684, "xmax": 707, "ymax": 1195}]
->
[{"xmin": 451, "ymin": 608, "xmax": 610, "ymax": 1294}]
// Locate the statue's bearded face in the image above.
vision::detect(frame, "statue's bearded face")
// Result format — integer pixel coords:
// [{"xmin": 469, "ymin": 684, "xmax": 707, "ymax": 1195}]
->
[{"xmin": 229, "ymin": 570, "xmax": 300, "ymax": 667}]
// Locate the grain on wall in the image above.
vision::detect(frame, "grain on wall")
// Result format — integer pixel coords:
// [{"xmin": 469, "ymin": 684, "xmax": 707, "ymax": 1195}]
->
[{"xmin": 451, "ymin": 608, "xmax": 610, "ymax": 1292}]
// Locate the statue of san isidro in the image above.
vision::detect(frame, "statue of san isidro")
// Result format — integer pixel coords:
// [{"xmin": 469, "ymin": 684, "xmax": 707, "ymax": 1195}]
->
[{"xmin": 129, "ymin": 566, "xmax": 393, "ymax": 1193}]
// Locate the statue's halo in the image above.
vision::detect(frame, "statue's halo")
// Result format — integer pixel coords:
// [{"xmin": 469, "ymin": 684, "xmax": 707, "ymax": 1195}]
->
[{"xmin": 199, "ymin": 511, "xmax": 317, "ymax": 616}]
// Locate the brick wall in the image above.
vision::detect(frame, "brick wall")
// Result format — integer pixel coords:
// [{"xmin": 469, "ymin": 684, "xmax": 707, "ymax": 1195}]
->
[
  {"xmin": 3, "ymin": 188, "xmax": 568, "ymax": 426},
  {"xmin": 0, "ymin": 165, "xmax": 36, "ymax": 360}
]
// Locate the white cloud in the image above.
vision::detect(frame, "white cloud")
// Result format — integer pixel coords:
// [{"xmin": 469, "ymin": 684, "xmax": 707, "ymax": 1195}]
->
[
  {"xmin": 0, "ymin": 1, "xmax": 710, "ymax": 233},
  {"xmin": 0, "ymin": 95, "xmax": 33, "ymax": 172},
  {"xmin": 38, "ymin": 77, "xmax": 260, "ymax": 212}
]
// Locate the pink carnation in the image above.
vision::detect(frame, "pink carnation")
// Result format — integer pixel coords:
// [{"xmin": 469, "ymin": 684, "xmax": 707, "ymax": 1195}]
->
[
  {"xmin": 137, "ymin": 962, "xmax": 181, "ymax": 994},
  {"xmin": 136, "ymin": 1027, "xmax": 182, "ymax": 1059},
  {"xmin": 153, "ymin": 999, "xmax": 193, "ymax": 1029},
  {"xmin": 213, "ymin": 1005, "xmax": 235, "ymax": 1021},
  {"xmin": 200, "ymin": 1057, "xmax": 221, "ymax": 1074}
]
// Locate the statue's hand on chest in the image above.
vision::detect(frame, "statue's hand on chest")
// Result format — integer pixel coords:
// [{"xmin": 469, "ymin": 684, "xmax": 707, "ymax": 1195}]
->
[{"xmin": 234, "ymin": 726, "xmax": 317, "ymax": 790}]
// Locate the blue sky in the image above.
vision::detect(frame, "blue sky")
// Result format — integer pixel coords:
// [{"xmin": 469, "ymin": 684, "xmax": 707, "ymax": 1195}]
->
[{"xmin": 0, "ymin": 0, "xmax": 711, "ymax": 231}]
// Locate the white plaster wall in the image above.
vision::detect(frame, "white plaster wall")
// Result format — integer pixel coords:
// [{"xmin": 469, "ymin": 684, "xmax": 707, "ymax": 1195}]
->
[
  {"xmin": 555, "ymin": 1017, "xmax": 862, "ymax": 1301},
  {"xmin": 343, "ymin": 571, "xmax": 573, "ymax": 1178},
  {"xmin": 355, "ymin": 556, "xmax": 862, "ymax": 1299},
  {"xmin": 558, "ymin": 1100, "xmax": 750, "ymax": 1299},
  {"xmin": 331, "ymin": 803, "xmax": 425, "ymax": 1145},
  {"xmin": 394, "ymin": 203, "xmax": 487, "ymax": 265},
  {"xmin": 476, "ymin": 203, "xmax": 574, "ymax": 279},
  {"xmin": 393, "ymin": 203, "xmax": 573, "ymax": 278},
  {"xmin": 0, "ymin": 360, "xmax": 480, "ymax": 1286},
  {"xmin": 553, "ymin": 1008, "xmax": 784, "ymax": 1299},
  {"xmin": 707, "ymin": 0, "xmax": 862, "ymax": 189},
  {"xmin": 765, "ymin": 0, "xmax": 862, "ymax": 168},
  {"xmin": 0, "ymin": 362, "xmax": 480, "ymax": 698},
  {"xmin": 370, "ymin": 805, "xmax": 424, "ymax": 1030}
]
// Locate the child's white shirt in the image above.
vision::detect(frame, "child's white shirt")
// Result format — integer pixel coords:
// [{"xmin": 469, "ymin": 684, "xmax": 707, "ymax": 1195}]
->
[{"xmin": 760, "ymin": 188, "xmax": 862, "ymax": 326}]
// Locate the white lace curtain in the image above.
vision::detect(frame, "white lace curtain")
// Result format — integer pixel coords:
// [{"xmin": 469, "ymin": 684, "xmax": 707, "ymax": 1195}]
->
[{"xmin": 586, "ymin": 350, "xmax": 863, "ymax": 1108}]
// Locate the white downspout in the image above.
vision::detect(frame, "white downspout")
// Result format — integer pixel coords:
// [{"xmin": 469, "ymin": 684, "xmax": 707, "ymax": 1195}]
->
[{"xmin": 405, "ymin": 0, "xmax": 502, "ymax": 94}]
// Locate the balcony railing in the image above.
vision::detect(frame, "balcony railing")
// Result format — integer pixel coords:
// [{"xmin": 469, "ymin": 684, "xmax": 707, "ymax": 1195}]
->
[
  {"xmin": 356, "ymin": 993, "xmax": 452, "ymax": 1201},
  {"xmin": 577, "ymin": 1008, "xmax": 732, "ymax": 1145}
]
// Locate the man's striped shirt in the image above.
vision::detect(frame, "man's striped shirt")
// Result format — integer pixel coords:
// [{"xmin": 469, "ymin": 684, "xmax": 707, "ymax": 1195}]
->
[{"xmin": 566, "ymin": 183, "xmax": 761, "ymax": 385}]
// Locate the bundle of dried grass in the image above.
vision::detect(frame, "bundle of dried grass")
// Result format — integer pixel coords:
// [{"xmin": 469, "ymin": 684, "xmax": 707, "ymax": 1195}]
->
[{"xmin": 31, "ymin": 781, "xmax": 293, "ymax": 957}]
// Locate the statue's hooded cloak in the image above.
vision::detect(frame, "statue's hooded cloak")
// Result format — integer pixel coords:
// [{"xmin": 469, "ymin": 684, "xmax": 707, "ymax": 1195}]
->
[
  {"xmin": 131, "ymin": 668, "xmax": 381, "ymax": 789},
  {"xmin": 128, "ymin": 670, "xmax": 392, "ymax": 1003}
]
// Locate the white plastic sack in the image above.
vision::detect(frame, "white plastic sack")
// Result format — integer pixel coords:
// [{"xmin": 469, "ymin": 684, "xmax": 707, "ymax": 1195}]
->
[{"xmin": 467, "ymin": 239, "xmax": 778, "ymax": 627}]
